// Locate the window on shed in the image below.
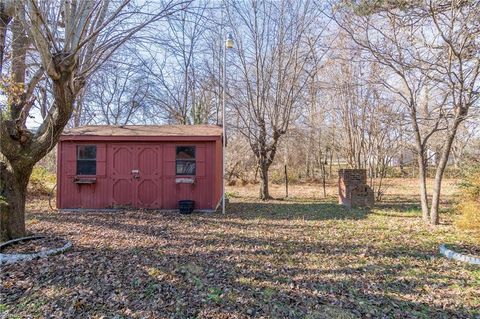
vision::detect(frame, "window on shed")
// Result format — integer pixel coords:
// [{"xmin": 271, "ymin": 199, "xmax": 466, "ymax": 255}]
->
[
  {"xmin": 176, "ymin": 146, "xmax": 196, "ymax": 175},
  {"xmin": 77, "ymin": 145, "xmax": 97, "ymax": 175}
]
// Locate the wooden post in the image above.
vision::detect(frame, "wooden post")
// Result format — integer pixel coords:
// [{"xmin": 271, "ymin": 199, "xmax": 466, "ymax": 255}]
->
[
  {"xmin": 284, "ymin": 164, "xmax": 289, "ymax": 198},
  {"xmin": 322, "ymin": 171, "xmax": 326, "ymax": 198},
  {"xmin": 321, "ymin": 161, "xmax": 326, "ymax": 198}
]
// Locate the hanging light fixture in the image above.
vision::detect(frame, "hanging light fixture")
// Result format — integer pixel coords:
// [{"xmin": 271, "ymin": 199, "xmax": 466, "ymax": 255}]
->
[{"xmin": 225, "ymin": 32, "xmax": 234, "ymax": 49}]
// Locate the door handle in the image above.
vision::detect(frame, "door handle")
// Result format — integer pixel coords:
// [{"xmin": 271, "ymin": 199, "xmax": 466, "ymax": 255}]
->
[{"xmin": 132, "ymin": 169, "xmax": 140, "ymax": 180}]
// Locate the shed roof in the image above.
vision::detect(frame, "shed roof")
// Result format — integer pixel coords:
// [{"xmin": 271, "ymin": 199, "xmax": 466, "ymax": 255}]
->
[{"xmin": 62, "ymin": 125, "xmax": 223, "ymax": 137}]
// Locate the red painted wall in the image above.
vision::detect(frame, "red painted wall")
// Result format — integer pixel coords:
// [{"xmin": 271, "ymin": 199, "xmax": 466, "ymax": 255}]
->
[{"xmin": 57, "ymin": 137, "xmax": 222, "ymax": 210}]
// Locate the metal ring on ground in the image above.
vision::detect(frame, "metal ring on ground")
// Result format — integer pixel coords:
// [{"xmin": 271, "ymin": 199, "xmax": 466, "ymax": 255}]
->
[
  {"xmin": 0, "ymin": 235, "xmax": 72, "ymax": 265},
  {"xmin": 439, "ymin": 244, "xmax": 480, "ymax": 265}
]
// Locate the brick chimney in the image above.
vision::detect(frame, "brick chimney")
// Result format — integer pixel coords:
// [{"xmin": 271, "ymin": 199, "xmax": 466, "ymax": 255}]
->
[{"xmin": 338, "ymin": 169, "xmax": 374, "ymax": 208}]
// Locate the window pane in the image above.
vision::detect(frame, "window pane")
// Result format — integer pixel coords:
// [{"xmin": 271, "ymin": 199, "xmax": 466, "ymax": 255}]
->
[
  {"xmin": 77, "ymin": 145, "xmax": 96, "ymax": 175},
  {"xmin": 176, "ymin": 146, "xmax": 195, "ymax": 160},
  {"xmin": 77, "ymin": 160, "xmax": 96, "ymax": 175},
  {"xmin": 78, "ymin": 145, "xmax": 97, "ymax": 160},
  {"xmin": 176, "ymin": 160, "xmax": 196, "ymax": 175}
]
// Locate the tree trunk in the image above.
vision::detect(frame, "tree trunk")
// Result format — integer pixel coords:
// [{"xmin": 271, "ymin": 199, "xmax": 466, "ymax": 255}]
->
[
  {"xmin": 430, "ymin": 168, "xmax": 443, "ymax": 225},
  {"xmin": 0, "ymin": 161, "xmax": 33, "ymax": 240},
  {"xmin": 0, "ymin": 58, "xmax": 75, "ymax": 241},
  {"xmin": 417, "ymin": 153, "xmax": 429, "ymax": 222},
  {"xmin": 412, "ymin": 109, "xmax": 430, "ymax": 222},
  {"xmin": 430, "ymin": 120, "xmax": 462, "ymax": 225},
  {"xmin": 259, "ymin": 161, "xmax": 272, "ymax": 200}
]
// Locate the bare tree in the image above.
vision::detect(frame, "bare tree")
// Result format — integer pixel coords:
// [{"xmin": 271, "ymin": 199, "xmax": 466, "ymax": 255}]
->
[
  {"xmin": 76, "ymin": 50, "xmax": 151, "ymax": 126},
  {"xmin": 227, "ymin": 0, "xmax": 324, "ymax": 199},
  {"xmin": 0, "ymin": 0, "xmax": 191, "ymax": 240},
  {"xmin": 137, "ymin": 2, "xmax": 218, "ymax": 125},
  {"xmin": 334, "ymin": 0, "xmax": 480, "ymax": 224}
]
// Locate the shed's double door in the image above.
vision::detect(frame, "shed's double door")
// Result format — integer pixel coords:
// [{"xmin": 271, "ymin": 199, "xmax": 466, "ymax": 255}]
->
[{"xmin": 108, "ymin": 144, "xmax": 163, "ymax": 208}]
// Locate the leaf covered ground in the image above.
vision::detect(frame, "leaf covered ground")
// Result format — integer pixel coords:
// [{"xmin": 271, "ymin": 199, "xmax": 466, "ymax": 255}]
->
[{"xmin": 1, "ymin": 179, "xmax": 479, "ymax": 318}]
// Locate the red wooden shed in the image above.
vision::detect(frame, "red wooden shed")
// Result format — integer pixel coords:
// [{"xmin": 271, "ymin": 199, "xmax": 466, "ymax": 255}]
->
[{"xmin": 56, "ymin": 125, "xmax": 223, "ymax": 211}]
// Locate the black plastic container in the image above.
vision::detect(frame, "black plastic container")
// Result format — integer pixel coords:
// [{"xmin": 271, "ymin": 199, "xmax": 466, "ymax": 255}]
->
[{"xmin": 178, "ymin": 200, "xmax": 195, "ymax": 214}]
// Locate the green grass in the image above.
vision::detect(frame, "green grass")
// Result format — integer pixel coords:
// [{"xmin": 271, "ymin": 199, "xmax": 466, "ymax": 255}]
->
[{"xmin": 207, "ymin": 287, "xmax": 223, "ymax": 303}]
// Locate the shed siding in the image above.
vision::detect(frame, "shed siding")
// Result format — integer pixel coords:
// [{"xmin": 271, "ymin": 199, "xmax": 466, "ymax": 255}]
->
[{"xmin": 57, "ymin": 138, "xmax": 221, "ymax": 210}]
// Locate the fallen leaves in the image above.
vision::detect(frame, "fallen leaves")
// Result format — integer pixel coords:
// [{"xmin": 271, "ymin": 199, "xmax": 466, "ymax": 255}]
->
[{"xmin": 0, "ymin": 182, "xmax": 478, "ymax": 318}]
